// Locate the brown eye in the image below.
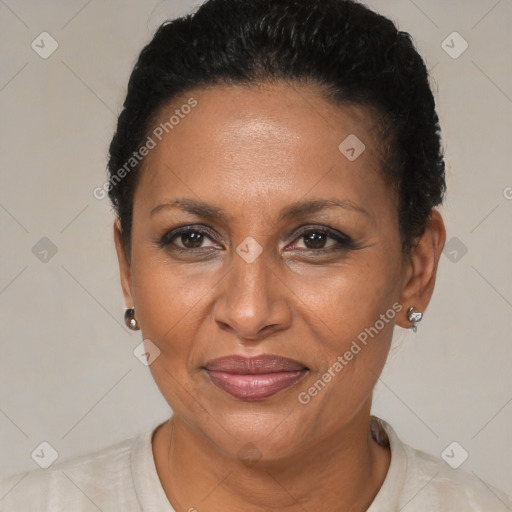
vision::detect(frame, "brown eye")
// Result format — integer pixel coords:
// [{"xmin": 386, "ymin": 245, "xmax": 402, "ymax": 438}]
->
[
  {"xmin": 300, "ymin": 231, "xmax": 331, "ymax": 250},
  {"xmin": 175, "ymin": 231, "xmax": 206, "ymax": 249},
  {"xmin": 291, "ymin": 227, "xmax": 352, "ymax": 252},
  {"xmin": 160, "ymin": 226, "xmax": 219, "ymax": 250}
]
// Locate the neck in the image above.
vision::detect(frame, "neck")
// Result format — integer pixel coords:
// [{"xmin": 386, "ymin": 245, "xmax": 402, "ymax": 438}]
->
[{"xmin": 152, "ymin": 405, "xmax": 391, "ymax": 512}]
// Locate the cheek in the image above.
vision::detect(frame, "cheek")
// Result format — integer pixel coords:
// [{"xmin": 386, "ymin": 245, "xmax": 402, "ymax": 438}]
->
[
  {"xmin": 293, "ymin": 298, "xmax": 397, "ymax": 442},
  {"xmin": 130, "ymin": 246, "xmax": 218, "ymax": 347},
  {"xmin": 291, "ymin": 250, "xmax": 402, "ymax": 349},
  {"xmin": 128, "ymin": 260, "xmax": 219, "ymax": 424},
  {"xmin": 290, "ymin": 252, "xmax": 401, "ymax": 413}
]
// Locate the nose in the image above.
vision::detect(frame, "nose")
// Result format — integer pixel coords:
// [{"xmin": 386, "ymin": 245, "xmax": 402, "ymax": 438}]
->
[{"xmin": 212, "ymin": 245, "xmax": 292, "ymax": 342}]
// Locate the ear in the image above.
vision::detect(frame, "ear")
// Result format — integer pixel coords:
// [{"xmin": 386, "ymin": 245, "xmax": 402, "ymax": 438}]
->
[
  {"xmin": 396, "ymin": 209, "xmax": 446, "ymax": 329},
  {"xmin": 113, "ymin": 217, "xmax": 134, "ymax": 308}
]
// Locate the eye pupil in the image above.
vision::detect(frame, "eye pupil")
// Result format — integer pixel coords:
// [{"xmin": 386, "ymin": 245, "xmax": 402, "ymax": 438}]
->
[
  {"xmin": 304, "ymin": 232, "xmax": 326, "ymax": 249},
  {"xmin": 182, "ymin": 231, "xmax": 204, "ymax": 248}
]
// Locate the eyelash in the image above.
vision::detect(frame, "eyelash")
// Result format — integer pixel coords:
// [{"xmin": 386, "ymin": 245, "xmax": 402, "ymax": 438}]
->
[{"xmin": 158, "ymin": 224, "xmax": 355, "ymax": 254}]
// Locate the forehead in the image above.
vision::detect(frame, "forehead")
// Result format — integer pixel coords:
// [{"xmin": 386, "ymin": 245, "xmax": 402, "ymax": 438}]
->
[{"xmin": 134, "ymin": 82, "xmax": 392, "ymax": 220}]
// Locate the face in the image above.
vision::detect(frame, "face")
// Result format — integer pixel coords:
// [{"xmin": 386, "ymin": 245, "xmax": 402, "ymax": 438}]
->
[{"xmin": 116, "ymin": 82, "xmax": 417, "ymax": 460}]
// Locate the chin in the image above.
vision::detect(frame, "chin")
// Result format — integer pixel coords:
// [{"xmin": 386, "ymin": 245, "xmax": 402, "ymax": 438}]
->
[{"xmin": 192, "ymin": 401, "xmax": 311, "ymax": 462}]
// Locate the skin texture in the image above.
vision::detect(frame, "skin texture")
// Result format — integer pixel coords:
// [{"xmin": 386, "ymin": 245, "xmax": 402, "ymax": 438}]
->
[{"xmin": 113, "ymin": 81, "xmax": 446, "ymax": 512}]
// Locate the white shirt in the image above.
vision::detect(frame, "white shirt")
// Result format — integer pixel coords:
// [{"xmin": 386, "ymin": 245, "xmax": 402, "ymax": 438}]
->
[{"xmin": 1, "ymin": 416, "xmax": 511, "ymax": 511}]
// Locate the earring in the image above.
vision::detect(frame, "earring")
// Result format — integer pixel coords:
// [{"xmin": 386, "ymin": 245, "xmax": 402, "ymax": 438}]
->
[
  {"xmin": 407, "ymin": 306, "xmax": 423, "ymax": 333},
  {"xmin": 124, "ymin": 308, "xmax": 140, "ymax": 330}
]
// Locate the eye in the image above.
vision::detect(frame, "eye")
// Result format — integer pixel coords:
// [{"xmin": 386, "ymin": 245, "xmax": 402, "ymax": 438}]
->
[
  {"xmin": 158, "ymin": 225, "xmax": 354, "ymax": 253},
  {"xmin": 287, "ymin": 226, "xmax": 353, "ymax": 252},
  {"xmin": 159, "ymin": 226, "xmax": 219, "ymax": 250}
]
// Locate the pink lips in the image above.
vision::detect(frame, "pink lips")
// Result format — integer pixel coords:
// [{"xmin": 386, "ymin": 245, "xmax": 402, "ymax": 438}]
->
[{"xmin": 203, "ymin": 355, "xmax": 309, "ymax": 401}]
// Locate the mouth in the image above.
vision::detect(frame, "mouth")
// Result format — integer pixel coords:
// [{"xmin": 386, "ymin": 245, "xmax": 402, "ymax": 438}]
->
[{"xmin": 202, "ymin": 354, "xmax": 309, "ymax": 401}]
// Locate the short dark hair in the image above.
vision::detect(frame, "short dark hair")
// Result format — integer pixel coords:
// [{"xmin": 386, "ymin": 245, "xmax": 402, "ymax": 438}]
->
[{"xmin": 107, "ymin": 0, "xmax": 446, "ymax": 257}]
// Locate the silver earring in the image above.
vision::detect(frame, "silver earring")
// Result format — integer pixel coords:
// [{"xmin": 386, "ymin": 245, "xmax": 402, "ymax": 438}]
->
[
  {"xmin": 407, "ymin": 306, "xmax": 423, "ymax": 332},
  {"xmin": 124, "ymin": 308, "xmax": 140, "ymax": 330}
]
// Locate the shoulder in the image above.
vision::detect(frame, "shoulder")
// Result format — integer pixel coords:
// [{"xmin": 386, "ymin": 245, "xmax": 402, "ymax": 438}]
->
[
  {"xmin": 0, "ymin": 433, "xmax": 142, "ymax": 511},
  {"xmin": 371, "ymin": 416, "xmax": 512, "ymax": 511},
  {"xmin": 401, "ymin": 437, "xmax": 512, "ymax": 510}
]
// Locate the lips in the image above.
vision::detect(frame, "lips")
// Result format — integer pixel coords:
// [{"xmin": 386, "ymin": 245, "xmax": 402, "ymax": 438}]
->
[{"xmin": 203, "ymin": 355, "xmax": 309, "ymax": 401}]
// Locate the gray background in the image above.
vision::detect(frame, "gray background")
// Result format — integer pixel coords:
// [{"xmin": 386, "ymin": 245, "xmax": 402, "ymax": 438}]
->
[{"xmin": 1, "ymin": 0, "xmax": 511, "ymax": 499}]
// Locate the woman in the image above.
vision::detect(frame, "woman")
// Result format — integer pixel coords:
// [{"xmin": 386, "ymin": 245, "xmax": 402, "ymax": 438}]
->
[{"xmin": 1, "ymin": 0, "xmax": 511, "ymax": 510}]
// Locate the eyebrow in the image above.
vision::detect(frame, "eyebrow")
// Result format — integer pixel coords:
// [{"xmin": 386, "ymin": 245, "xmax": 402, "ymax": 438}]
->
[{"xmin": 150, "ymin": 197, "xmax": 369, "ymax": 222}]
